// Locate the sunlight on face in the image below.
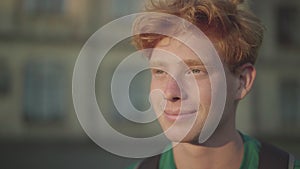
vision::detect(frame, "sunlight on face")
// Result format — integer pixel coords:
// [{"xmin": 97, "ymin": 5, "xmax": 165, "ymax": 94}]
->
[{"xmin": 149, "ymin": 38, "xmax": 212, "ymax": 142}]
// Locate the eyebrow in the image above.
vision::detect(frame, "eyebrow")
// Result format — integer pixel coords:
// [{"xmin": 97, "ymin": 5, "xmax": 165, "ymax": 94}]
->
[
  {"xmin": 149, "ymin": 59, "xmax": 204, "ymax": 67},
  {"xmin": 183, "ymin": 59, "xmax": 204, "ymax": 66},
  {"xmin": 149, "ymin": 61, "xmax": 166, "ymax": 67}
]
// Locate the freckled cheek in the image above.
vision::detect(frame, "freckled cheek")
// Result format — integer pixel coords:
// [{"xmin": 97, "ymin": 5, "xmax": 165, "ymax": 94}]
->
[
  {"xmin": 150, "ymin": 80, "xmax": 166, "ymax": 103},
  {"xmin": 149, "ymin": 79, "xmax": 167, "ymax": 115},
  {"xmin": 197, "ymin": 82, "xmax": 212, "ymax": 105},
  {"xmin": 150, "ymin": 80, "xmax": 157, "ymax": 91},
  {"xmin": 150, "ymin": 78, "xmax": 165, "ymax": 91}
]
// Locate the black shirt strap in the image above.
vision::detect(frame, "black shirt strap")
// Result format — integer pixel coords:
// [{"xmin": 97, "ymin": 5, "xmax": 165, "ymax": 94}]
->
[
  {"xmin": 136, "ymin": 154, "xmax": 161, "ymax": 169},
  {"xmin": 258, "ymin": 141, "xmax": 294, "ymax": 169},
  {"xmin": 137, "ymin": 141, "xmax": 295, "ymax": 169}
]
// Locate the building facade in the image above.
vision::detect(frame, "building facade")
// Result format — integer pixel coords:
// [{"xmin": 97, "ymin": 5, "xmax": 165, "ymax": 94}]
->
[{"xmin": 0, "ymin": 0, "xmax": 299, "ymax": 156}]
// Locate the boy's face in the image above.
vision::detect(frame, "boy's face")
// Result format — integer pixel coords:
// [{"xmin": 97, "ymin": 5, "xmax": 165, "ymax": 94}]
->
[{"xmin": 149, "ymin": 38, "xmax": 239, "ymax": 143}]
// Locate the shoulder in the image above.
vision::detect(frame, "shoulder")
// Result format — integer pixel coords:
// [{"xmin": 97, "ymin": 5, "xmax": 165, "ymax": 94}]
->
[
  {"xmin": 125, "ymin": 145, "xmax": 174, "ymax": 169},
  {"xmin": 242, "ymin": 133, "xmax": 300, "ymax": 169},
  {"xmin": 239, "ymin": 133, "xmax": 261, "ymax": 169},
  {"xmin": 125, "ymin": 162, "xmax": 140, "ymax": 169},
  {"xmin": 294, "ymin": 159, "xmax": 300, "ymax": 169}
]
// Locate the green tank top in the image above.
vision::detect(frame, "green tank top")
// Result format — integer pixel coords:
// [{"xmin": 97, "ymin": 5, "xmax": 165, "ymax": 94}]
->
[{"xmin": 126, "ymin": 133, "xmax": 300, "ymax": 169}]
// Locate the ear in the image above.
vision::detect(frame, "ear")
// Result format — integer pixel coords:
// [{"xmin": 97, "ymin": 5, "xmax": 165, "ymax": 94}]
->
[{"xmin": 235, "ymin": 63, "xmax": 256, "ymax": 100}]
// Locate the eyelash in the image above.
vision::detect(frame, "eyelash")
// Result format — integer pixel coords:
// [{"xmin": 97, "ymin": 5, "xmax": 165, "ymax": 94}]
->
[
  {"xmin": 152, "ymin": 69, "xmax": 166, "ymax": 75},
  {"xmin": 186, "ymin": 67, "xmax": 208, "ymax": 75},
  {"xmin": 187, "ymin": 69, "xmax": 201, "ymax": 74},
  {"xmin": 151, "ymin": 68, "xmax": 206, "ymax": 77},
  {"xmin": 155, "ymin": 69, "xmax": 165, "ymax": 74}
]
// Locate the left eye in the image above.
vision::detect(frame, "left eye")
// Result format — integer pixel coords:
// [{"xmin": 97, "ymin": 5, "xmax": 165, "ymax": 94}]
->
[
  {"xmin": 191, "ymin": 69, "xmax": 201, "ymax": 74},
  {"xmin": 186, "ymin": 69, "xmax": 201, "ymax": 75}
]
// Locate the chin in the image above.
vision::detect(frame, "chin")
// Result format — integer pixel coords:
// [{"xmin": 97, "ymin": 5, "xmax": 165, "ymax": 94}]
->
[{"xmin": 163, "ymin": 129, "xmax": 201, "ymax": 144}]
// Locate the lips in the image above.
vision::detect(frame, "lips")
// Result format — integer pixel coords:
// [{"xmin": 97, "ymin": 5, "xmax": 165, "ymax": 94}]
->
[{"xmin": 164, "ymin": 110, "xmax": 197, "ymax": 121}]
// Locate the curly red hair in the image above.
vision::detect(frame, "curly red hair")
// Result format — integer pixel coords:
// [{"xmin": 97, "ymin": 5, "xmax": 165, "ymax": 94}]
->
[{"xmin": 132, "ymin": 0, "xmax": 264, "ymax": 71}]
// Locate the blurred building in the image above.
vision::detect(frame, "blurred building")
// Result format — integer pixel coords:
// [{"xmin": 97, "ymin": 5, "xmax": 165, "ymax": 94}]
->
[
  {"xmin": 0, "ymin": 0, "xmax": 146, "ymax": 140},
  {"xmin": 237, "ymin": 0, "xmax": 300, "ymax": 138},
  {"xmin": 0, "ymin": 0, "xmax": 299, "ymax": 168}
]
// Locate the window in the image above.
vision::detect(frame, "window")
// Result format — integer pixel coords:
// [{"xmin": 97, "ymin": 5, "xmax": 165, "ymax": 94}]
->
[
  {"xmin": 111, "ymin": 0, "xmax": 143, "ymax": 18},
  {"xmin": 277, "ymin": 4, "xmax": 300, "ymax": 47},
  {"xmin": 0, "ymin": 58, "xmax": 11, "ymax": 96},
  {"xmin": 23, "ymin": 60, "xmax": 66, "ymax": 122},
  {"xmin": 23, "ymin": 0, "xmax": 65, "ymax": 15},
  {"xmin": 279, "ymin": 79, "xmax": 300, "ymax": 130}
]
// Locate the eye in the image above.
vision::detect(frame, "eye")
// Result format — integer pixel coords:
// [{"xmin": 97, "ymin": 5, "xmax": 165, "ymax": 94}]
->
[
  {"xmin": 191, "ymin": 69, "xmax": 201, "ymax": 74},
  {"xmin": 185, "ymin": 67, "xmax": 207, "ymax": 76},
  {"xmin": 186, "ymin": 68, "xmax": 201, "ymax": 75},
  {"xmin": 155, "ymin": 69, "xmax": 165, "ymax": 74},
  {"xmin": 151, "ymin": 68, "xmax": 167, "ymax": 77}
]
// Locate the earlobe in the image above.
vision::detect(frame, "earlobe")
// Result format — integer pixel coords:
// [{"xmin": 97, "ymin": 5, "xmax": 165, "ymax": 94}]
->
[{"xmin": 236, "ymin": 63, "xmax": 256, "ymax": 100}]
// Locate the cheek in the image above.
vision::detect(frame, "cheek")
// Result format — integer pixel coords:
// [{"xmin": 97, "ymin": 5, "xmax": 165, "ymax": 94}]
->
[
  {"xmin": 195, "ymin": 80, "xmax": 212, "ymax": 106},
  {"xmin": 150, "ymin": 77, "xmax": 161, "ymax": 90},
  {"xmin": 150, "ymin": 79, "xmax": 166, "ymax": 112},
  {"xmin": 150, "ymin": 80, "xmax": 156, "ymax": 90}
]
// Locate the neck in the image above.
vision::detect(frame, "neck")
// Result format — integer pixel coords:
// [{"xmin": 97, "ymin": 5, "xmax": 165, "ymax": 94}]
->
[{"xmin": 172, "ymin": 130, "xmax": 244, "ymax": 169}]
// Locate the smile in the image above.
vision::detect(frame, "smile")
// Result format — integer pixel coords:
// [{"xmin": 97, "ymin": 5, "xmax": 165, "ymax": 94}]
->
[{"xmin": 164, "ymin": 111, "xmax": 197, "ymax": 121}]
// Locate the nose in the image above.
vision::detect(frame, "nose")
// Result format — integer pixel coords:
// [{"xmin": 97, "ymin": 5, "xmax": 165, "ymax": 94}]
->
[{"xmin": 164, "ymin": 76, "xmax": 182, "ymax": 102}]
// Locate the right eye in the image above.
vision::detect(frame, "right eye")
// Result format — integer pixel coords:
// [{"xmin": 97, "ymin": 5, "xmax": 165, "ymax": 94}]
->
[
  {"xmin": 154, "ymin": 69, "xmax": 165, "ymax": 74},
  {"xmin": 151, "ymin": 68, "xmax": 166, "ymax": 77}
]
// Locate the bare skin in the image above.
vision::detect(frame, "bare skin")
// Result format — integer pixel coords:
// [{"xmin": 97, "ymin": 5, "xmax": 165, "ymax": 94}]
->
[
  {"xmin": 173, "ymin": 128, "xmax": 244, "ymax": 169},
  {"xmin": 150, "ymin": 37, "xmax": 256, "ymax": 169}
]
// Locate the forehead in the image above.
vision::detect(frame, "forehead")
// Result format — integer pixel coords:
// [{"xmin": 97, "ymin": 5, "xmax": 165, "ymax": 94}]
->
[{"xmin": 150, "ymin": 37, "xmax": 203, "ymax": 64}]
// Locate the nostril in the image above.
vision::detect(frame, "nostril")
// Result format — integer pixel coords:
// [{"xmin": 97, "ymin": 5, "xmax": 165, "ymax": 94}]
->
[{"xmin": 171, "ymin": 96, "xmax": 180, "ymax": 102}]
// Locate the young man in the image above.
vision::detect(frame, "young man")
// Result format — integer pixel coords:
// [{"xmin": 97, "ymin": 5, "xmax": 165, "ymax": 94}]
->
[{"xmin": 127, "ymin": 0, "xmax": 300, "ymax": 168}]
